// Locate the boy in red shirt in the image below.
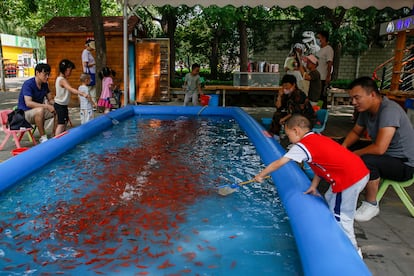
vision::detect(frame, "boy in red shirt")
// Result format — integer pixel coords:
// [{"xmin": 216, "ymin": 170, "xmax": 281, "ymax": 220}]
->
[{"xmin": 255, "ymin": 114, "xmax": 369, "ymax": 256}]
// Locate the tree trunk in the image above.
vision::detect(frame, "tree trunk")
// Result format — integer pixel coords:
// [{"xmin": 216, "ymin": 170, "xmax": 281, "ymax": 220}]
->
[
  {"xmin": 332, "ymin": 43, "xmax": 341, "ymax": 81},
  {"xmin": 329, "ymin": 8, "xmax": 346, "ymax": 81},
  {"xmin": 89, "ymin": 0, "xmax": 106, "ymax": 99},
  {"xmin": 165, "ymin": 14, "xmax": 177, "ymax": 84},
  {"xmin": 238, "ymin": 19, "xmax": 248, "ymax": 85},
  {"xmin": 239, "ymin": 20, "xmax": 248, "ymax": 72},
  {"xmin": 210, "ymin": 32, "xmax": 220, "ymax": 80}
]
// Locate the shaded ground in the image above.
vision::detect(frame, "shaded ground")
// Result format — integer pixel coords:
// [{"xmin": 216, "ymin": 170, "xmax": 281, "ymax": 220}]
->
[{"xmin": 1, "ymin": 78, "xmax": 413, "ymax": 275}]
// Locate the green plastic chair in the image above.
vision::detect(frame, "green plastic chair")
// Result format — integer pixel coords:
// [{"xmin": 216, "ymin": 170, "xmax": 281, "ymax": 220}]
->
[{"xmin": 376, "ymin": 175, "xmax": 414, "ymax": 217}]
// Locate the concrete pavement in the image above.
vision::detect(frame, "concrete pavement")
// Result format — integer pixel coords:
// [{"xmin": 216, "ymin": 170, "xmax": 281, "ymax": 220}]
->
[{"xmin": 1, "ymin": 77, "xmax": 414, "ymax": 275}]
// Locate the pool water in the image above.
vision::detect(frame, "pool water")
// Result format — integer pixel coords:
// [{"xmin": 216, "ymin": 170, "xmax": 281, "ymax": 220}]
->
[{"xmin": 0, "ymin": 116, "xmax": 302, "ymax": 275}]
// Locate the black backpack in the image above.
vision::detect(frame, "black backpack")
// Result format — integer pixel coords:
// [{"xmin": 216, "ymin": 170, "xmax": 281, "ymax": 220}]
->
[{"xmin": 7, "ymin": 109, "xmax": 33, "ymax": 130}]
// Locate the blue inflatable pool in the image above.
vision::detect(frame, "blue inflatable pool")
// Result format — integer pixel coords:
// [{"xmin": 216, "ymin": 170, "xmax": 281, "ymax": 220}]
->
[{"xmin": 0, "ymin": 105, "xmax": 371, "ymax": 276}]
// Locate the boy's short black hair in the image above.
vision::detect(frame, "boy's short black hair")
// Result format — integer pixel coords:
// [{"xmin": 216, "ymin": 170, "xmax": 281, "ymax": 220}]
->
[
  {"xmin": 191, "ymin": 63, "xmax": 200, "ymax": 70},
  {"xmin": 281, "ymin": 74, "xmax": 297, "ymax": 85},
  {"xmin": 286, "ymin": 114, "xmax": 311, "ymax": 130},
  {"xmin": 35, "ymin": 63, "xmax": 51, "ymax": 74},
  {"xmin": 317, "ymin": 30, "xmax": 330, "ymax": 41},
  {"xmin": 349, "ymin": 76, "xmax": 380, "ymax": 95},
  {"xmin": 59, "ymin": 59, "xmax": 75, "ymax": 74}
]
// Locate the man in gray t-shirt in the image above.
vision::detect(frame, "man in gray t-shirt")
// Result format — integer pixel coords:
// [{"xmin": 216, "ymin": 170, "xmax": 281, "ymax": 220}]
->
[{"xmin": 342, "ymin": 77, "xmax": 414, "ymax": 222}]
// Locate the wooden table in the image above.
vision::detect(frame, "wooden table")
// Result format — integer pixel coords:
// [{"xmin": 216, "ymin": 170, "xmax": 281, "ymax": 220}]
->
[{"xmin": 203, "ymin": 85, "xmax": 281, "ymax": 106}]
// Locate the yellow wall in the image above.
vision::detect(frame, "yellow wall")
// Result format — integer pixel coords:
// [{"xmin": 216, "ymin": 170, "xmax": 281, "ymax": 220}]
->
[{"xmin": 2, "ymin": 46, "xmax": 35, "ymax": 77}]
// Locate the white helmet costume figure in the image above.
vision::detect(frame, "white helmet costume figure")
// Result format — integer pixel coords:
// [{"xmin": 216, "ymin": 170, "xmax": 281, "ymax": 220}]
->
[{"xmin": 302, "ymin": 31, "xmax": 320, "ymax": 55}]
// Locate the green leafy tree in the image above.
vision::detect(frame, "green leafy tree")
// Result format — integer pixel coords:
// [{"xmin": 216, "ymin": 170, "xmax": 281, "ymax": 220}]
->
[
  {"xmin": 237, "ymin": 6, "xmax": 290, "ymax": 73},
  {"xmin": 0, "ymin": 0, "xmax": 121, "ymax": 91},
  {"xmin": 136, "ymin": 5, "xmax": 193, "ymax": 80},
  {"xmin": 175, "ymin": 15, "xmax": 211, "ymax": 71},
  {"xmin": 201, "ymin": 6, "xmax": 238, "ymax": 79},
  {"xmin": 0, "ymin": 0, "xmax": 121, "ymax": 59}
]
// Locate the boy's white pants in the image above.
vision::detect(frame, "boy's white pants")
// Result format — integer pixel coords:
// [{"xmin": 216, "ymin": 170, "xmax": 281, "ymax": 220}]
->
[{"xmin": 324, "ymin": 174, "xmax": 369, "ymax": 249}]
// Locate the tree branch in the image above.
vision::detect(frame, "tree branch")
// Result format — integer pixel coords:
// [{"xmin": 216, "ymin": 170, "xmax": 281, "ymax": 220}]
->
[{"xmin": 142, "ymin": 6, "xmax": 161, "ymax": 25}]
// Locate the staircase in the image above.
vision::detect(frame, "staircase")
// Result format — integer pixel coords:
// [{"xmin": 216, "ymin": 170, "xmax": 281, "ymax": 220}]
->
[{"xmin": 373, "ymin": 44, "xmax": 414, "ymax": 91}]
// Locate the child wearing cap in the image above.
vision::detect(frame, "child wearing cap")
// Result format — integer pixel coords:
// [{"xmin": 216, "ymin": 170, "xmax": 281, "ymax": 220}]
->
[{"xmin": 300, "ymin": 54, "xmax": 321, "ymax": 104}]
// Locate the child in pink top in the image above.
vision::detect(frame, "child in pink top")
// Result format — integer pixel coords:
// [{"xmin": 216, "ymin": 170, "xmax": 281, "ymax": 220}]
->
[{"xmin": 97, "ymin": 67, "xmax": 114, "ymax": 114}]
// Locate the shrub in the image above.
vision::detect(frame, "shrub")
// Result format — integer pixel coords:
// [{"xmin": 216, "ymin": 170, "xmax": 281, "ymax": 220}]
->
[{"xmin": 330, "ymin": 79, "xmax": 352, "ymax": 89}]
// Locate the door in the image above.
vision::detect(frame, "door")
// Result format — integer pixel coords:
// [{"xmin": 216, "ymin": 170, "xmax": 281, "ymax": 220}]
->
[{"xmin": 136, "ymin": 42, "xmax": 160, "ymax": 103}]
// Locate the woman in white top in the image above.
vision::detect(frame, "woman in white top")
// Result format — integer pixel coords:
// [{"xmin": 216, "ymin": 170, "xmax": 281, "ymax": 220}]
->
[
  {"xmin": 54, "ymin": 59, "xmax": 89, "ymax": 135},
  {"xmin": 81, "ymin": 38, "xmax": 97, "ymax": 104}
]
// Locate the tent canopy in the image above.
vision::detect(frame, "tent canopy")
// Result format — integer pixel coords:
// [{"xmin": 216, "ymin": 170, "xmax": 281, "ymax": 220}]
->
[{"xmin": 125, "ymin": 0, "xmax": 413, "ymax": 10}]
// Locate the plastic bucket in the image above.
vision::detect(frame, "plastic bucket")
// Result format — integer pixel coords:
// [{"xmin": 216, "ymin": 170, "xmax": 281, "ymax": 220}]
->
[
  {"xmin": 208, "ymin": 94, "xmax": 219, "ymax": 107},
  {"xmin": 200, "ymin": 95, "xmax": 211, "ymax": 106},
  {"xmin": 11, "ymin": 147, "xmax": 29, "ymax": 156}
]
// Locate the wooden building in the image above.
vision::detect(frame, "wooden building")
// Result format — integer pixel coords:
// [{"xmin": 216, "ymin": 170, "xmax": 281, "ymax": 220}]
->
[{"xmin": 37, "ymin": 16, "xmax": 144, "ymax": 104}]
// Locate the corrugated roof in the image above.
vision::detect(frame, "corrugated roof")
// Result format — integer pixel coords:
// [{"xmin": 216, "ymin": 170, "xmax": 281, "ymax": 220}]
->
[{"xmin": 37, "ymin": 16, "xmax": 142, "ymax": 36}]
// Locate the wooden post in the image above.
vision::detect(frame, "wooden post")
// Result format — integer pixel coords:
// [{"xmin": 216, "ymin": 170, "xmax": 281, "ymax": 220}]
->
[
  {"xmin": 390, "ymin": 31, "xmax": 406, "ymax": 91},
  {"xmin": 0, "ymin": 36, "xmax": 6, "ymax": 92}
]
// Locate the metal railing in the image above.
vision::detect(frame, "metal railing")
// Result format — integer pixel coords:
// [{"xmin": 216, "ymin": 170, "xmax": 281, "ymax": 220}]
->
[{"xmin": 372, "ymin": 44, "xmax": 414, "ymax": 91}]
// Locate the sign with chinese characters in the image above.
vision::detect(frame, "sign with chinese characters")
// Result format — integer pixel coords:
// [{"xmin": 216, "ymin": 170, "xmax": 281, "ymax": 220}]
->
[
  {"xmin": 379, "ymin": 15, "xmax": 414, "ymax": 36},
  {"xmin": 0, "ymin": 34, "xmax": 39, "ymax": 49}
]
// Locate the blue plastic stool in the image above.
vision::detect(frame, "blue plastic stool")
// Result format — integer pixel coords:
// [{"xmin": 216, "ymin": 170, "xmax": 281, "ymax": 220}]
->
[{"xmin": 261, "ymin": 117, "xmax": 272, "ymax": 129}]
